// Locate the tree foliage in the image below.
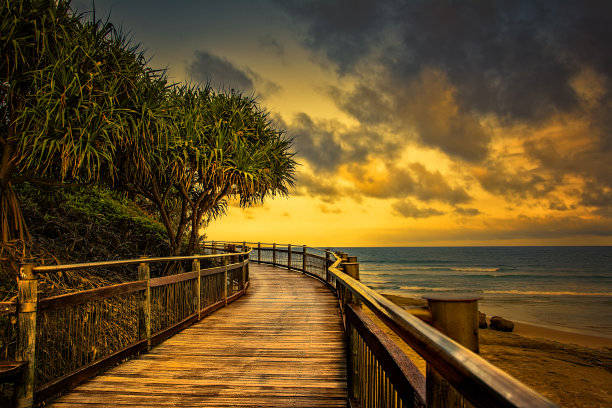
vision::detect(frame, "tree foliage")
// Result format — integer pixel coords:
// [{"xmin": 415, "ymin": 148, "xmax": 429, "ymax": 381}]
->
[
  {"xmin": 119, "ymin": 87, "xmax": 296, "ymax": 255},
  {"xmin": 1, "ymin": 0, "xmax": 164, "ymax": 241},
  {"xmin": 0, "ymin": 0, "xmax": 296, "ymax": 254}
]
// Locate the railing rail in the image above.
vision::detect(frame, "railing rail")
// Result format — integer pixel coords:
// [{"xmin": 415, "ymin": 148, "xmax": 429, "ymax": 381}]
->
[
  {"xmin": 213, "ymin": 240, "xmax": 558, "ymax": 408},
  {"xmin": 4, "ymin": 248, "xmax": 251, "ymax": 407}
]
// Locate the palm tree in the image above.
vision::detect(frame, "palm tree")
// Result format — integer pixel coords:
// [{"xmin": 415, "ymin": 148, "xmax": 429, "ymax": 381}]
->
[
  {"xmin": 0, "ymin": 0, "xmax": 161, "ymax": 241},
  {"xmin": 119, "ymin": 86, "xmax": 296, "ymax": 255}
]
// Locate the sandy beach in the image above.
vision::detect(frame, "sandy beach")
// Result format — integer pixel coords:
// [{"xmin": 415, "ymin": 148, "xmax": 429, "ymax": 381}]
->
[{"xmin": 379, "ymin": 294, "xmax": 612, "ymax": 407}]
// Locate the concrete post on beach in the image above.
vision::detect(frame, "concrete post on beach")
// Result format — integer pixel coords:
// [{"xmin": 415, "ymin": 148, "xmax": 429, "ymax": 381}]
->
[{"xmin": 424, "ymin": 294, "xmax": 481, "ymax": 408}]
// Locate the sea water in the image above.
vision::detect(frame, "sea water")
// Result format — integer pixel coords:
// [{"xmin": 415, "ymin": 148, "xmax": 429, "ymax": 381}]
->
[{"xmin": 331, "ymin": 246, "xmax": 612, "ymax": 338}]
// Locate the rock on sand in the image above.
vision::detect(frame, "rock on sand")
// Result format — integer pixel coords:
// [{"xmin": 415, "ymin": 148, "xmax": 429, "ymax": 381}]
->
[{"xmin": 490, "ymin": 316, "xmax": 515, "ymax": 332}]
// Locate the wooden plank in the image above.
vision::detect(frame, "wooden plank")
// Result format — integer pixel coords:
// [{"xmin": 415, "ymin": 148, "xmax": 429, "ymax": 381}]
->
[
  {"xmin": 50, "ymin": 264, "xmax": 347, "ymax": 407},
  {"xmin": 36, "ymin": 340, "xmax": 148, "ymax": 403},
  {"xmin": 38, "ymin": 281, "xmax": 146, "ymax": 312}
]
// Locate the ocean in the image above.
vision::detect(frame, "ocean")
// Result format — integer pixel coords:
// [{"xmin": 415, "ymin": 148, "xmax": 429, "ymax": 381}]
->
[{"xmin": 331, "ymin": 246, "xmax": 612, "ymax": 338}]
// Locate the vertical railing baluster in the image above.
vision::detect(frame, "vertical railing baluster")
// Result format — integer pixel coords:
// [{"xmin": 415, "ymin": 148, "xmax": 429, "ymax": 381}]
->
[
  {"xmin": 193, "ymin": 259, "xmax": 201, "ymax": 320},
  {"xmin": 325, "ymin": 249, "xmax": 331, "ymax": 283},
  {"xmin": 257, "ymin": 242, "xmax": 261, "ymax": 263},
  {"xmin": 302, "ymin": 245, "xmax": 307, "ymax": 272},
  {"xmin": 223, "ymin": 256, "xmax": 228, "ymax": 305},
  {"xmin": 287, "ymin": 244, "xmax": 292, "ymax": 270},
  {"xmin": 272, "ymin": 243, "xmax": 277, "ymax": 266},
  {"xmin": 138, "ymin": 259, "xmax": 151, "ymax": 350},
  {"xmin": 16, "ymin": 264, "xmax": 37, "ymax": 408}
]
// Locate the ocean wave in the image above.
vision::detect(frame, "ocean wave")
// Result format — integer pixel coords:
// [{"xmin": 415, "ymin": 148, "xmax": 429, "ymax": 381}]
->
[
  {"xmin": 484, "ymin": 290, "xmax": 612, "ymax": 297},
  {"xmin": 450, "ymin": 267, "xmax": 500, "ymax": 272},
  {"xmin": 400, "ymin": 286, "xmax": 455, "ymax": 292}
]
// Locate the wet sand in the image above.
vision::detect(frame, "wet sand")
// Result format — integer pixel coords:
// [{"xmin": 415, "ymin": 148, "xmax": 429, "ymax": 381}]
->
[{"xmin": 378, "ymin": 293, "xmax": 612, "ymax": 407}]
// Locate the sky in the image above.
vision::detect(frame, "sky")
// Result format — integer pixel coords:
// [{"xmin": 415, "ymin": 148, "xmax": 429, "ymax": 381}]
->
[{"xmin": 72, "ymin": 0, "xmax": 612, "ymax": 247}]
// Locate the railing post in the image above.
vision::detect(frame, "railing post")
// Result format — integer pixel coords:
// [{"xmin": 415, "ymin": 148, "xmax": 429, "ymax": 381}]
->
[
  {"xmin": 16, "ymin": 264, "xmax": 37, "ymax": 408},
  {"xmin": 302, "ymin": 245, "xmax": 307, "ymax": 272},
  {"xmin": 223, "ymin": 256, "xmax": 228, "ymax": 305},
  {"xmin": 287, "ymin": 244, "xmax": 292, "ymax": 270},
  {"xmin": 424, "ymin": 295, "xmax": 481, "ymax": 408},
  {"xmin": 325, "ymin": 249, "xmax": 331, "ymax": 283},
  {"xmin": 211, "ymin": 240, "xmax": 217, "ymax": 255},
  {"xmin": 257, "ymin": 242, "xmax": 261, "ymax": 263},
  {"xmin": 193, "ymin": 259, "xmax": 201, "ymax": 320},
  {"xmin": 138, "ymin": 259, "xmax": 151, "ymax": 350},
  {"xmin": 342, "ymin": 256, "xmax": 361, "ymax": 403},
  {"xmin": 344, "ymin": 256, "xmax": 360, "ymax": 304},
  {"xmin": 242, "ymin": 254, "xmax": 248, "ymax": 289},
  {"xmin": 272, "ymin": 243, "xmax": 277, "ymax": 266},
  {"xmin": 242, "ymin": 241, "xmax": 246, "ymax": 252}
]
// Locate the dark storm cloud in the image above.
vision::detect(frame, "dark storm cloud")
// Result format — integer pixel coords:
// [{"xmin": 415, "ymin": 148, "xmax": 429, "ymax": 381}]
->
[
  {"xmin": 188, "ymin": 50, "xmax": 253, "ymax": 91},
  {"xmin": 291, "ymin": 113, "xmax": 398, "ymax": 172},
  {"xmin": 474, "ymin": 160, "xmax": 557, "ymax": 202},
  {"xmin": 281, "ymin": 0, "xmax": 612, "ymax": 123},
  {"xmin": 280, "ymin": 0, "xmax": 612, "ymax": 165},
  {"xmin": 278, "ymin": 0, "xmax": 389, "ymax": 74}
]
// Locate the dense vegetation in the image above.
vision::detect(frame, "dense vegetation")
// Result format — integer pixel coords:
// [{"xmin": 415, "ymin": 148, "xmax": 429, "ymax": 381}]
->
[{"xmin": 0, "ymin": 0, "xmax": 296, "ymax": 295}]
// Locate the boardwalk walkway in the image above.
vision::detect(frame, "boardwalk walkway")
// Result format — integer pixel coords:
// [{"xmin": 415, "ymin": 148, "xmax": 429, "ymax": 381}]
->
[{"xmin": 50, "ymin": 264, "xmax": 347, "ymax": 407}]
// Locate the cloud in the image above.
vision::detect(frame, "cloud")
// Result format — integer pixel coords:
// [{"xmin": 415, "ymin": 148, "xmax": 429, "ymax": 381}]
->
[
  {"xmin": 392, "ymin": 200, "xmax": 445, "ymax": 219},
  {"xmin": 290, "ymin": 112, "xmax": 399, "ymax": 172},
  {"xmin": 187, "ymin": 50, "xmax": 253, "ymax": 91},
  {"xmin": 345, "ymin": 161, "xmax": 471, "ymax": 204},
  {"xmin": 292, "ymin": 171, "xmax": 341, "ymax": 203},
  {"xmin": 281, "ymin": 0, "xmax": 612, "ymax": 230},
  {"xmin": 318, "ymin": 204, "xmax": 342, "ymax": 214},
  {"xmin": 278, "ymin": 0, "xmax": 389, "ymax": 74},
  {"xmin": 455, "ymin": 207, "xmax": 481, "ymax": 217},
  {"xmin": 330, "ymin": 67, "xmax": 492, "ymax": 162},
  {"xmin": 281, "ymin": 1, "xmax": 612, "ymax": 123}
]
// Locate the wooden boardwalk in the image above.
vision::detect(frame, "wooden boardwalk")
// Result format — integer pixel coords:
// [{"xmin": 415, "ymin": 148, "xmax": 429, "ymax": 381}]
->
[{"xmin": 50, "ymin": 264, "xmax": 347, "ymax": 407}]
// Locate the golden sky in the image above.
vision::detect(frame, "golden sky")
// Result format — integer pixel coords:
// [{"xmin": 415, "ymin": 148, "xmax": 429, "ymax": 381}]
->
[{"xmin": 74, "ymin": 0, "xmax": 612, "ymax": 246}]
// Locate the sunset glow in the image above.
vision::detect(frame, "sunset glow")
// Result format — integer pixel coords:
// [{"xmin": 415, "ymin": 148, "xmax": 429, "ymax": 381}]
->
[{"xmin": 74, "ymin": 0, "xmax": 612, "ymax": 246}]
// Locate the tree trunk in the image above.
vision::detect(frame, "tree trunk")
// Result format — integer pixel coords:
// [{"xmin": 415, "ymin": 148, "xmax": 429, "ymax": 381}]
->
[{"xmin": 0, "ymin": 180, "xmax": 30, "ymax": 242}]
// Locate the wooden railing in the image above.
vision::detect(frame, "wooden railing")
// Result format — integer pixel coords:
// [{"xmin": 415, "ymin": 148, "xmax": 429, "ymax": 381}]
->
[
  {"xmin": 1, "ymin": 248, "xmax": 249, "ymax": 407},
  {"xmin": 212, "ymin": 241, "xmax": 558, "ymax": 408}
]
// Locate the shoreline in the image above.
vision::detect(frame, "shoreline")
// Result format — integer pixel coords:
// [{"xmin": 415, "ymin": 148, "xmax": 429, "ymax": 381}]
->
[
  {"xmin": 512, "ymin": 320, "xmax": 612, "ymax": 349},
  {"xmin": 380, "ymin": 292, "xmax": 612, "ymax": 406},
  {"xmin": 382, "ymin": 292, "xmax": 612, "ymax": 349}
]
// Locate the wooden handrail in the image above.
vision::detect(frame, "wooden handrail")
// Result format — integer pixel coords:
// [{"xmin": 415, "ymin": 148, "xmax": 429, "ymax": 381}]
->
[
  {"xmin": 9, "ymin": 249, "xmax": 251, "ymax": 407},
  {"xmin": 32, "ymin": 251, "xmax": 250, "ymax": 274},
  {"xmin": 218, "ymin": 240, "xmax": 558, "ymax": 408}
]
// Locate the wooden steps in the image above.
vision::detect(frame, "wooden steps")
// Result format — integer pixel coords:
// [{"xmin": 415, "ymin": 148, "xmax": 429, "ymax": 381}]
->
[{"xmin": 50, "ymin": 264, "xmax": 347, "ymax": 407}]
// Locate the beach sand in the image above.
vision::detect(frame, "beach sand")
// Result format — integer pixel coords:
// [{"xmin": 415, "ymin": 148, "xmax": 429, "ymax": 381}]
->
[{"xmin": 376, "ymin": 294, "xmax": 612, "ymax": 407}]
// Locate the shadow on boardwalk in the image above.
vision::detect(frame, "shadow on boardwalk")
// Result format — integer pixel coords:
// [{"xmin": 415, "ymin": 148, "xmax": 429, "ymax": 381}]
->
[{"xmin": 50, "ymin": 264, "xmax": 347, "ymax": 407}]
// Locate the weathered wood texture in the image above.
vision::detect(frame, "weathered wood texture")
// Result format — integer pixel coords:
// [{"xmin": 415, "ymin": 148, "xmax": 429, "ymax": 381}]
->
[{"xmin": 50, "ymin": 264, "xmax": 347, "ymax": 407}]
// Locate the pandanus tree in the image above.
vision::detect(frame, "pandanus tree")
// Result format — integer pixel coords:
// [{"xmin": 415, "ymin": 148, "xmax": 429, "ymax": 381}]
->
[
  {"xmin": 0, "ymin": 0, "xmax": 163, "ymax": 242},
  {"xmin": 119, "ymin": 86, "xmax": 296, "ymax": 255}
]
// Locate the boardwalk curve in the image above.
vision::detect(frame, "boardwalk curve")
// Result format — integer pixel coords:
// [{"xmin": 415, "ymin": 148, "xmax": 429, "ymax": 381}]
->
[{"xmin": 50, "ymin": 264, "xmax": 347, "ymax": 407}]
